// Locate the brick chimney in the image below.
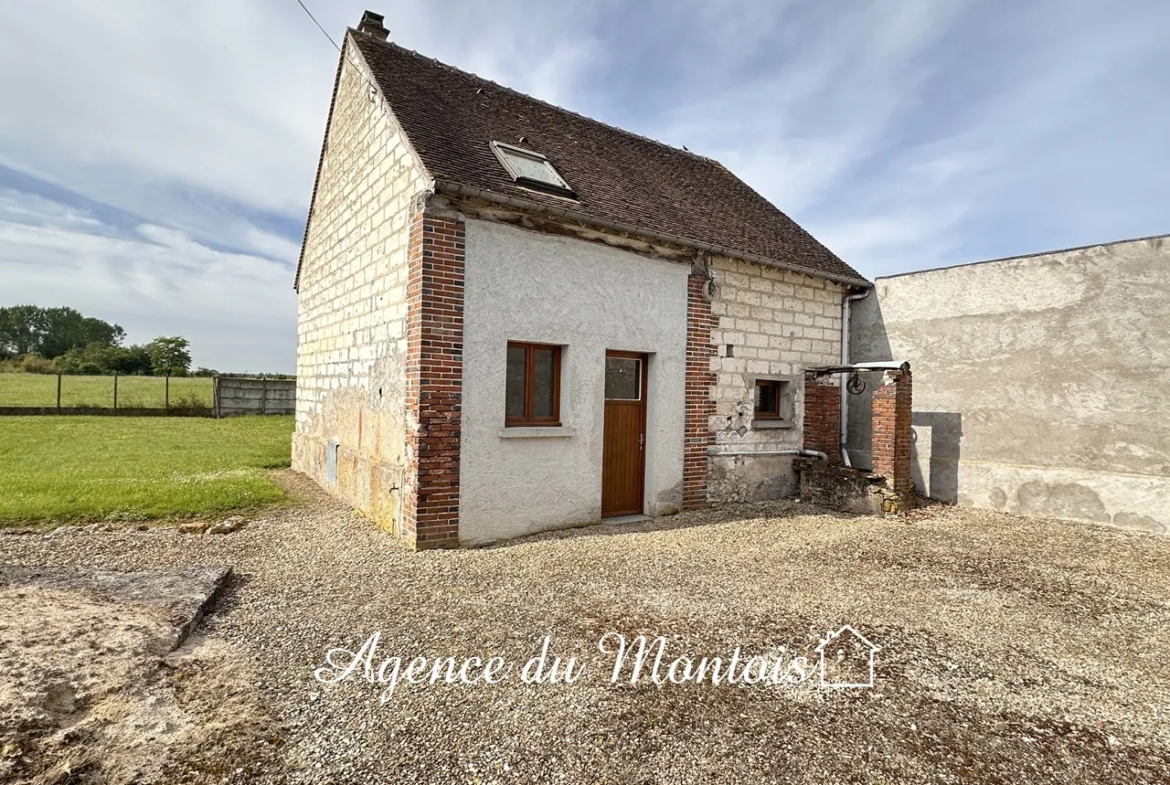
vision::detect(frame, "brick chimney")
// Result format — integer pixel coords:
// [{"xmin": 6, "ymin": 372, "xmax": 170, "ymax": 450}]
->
[
  {"xmin": 357, "ymin": 10, "xmax": 389, "ymax": 40},
  {"xmin": 871, "ymin": 368, "xmax": 913, "ymax": 498}
]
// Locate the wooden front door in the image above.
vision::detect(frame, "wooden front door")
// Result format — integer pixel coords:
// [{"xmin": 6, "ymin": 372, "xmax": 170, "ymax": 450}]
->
[{"xmin": 602, "ymin": 351, "xmax": 648, "ymax": 518}]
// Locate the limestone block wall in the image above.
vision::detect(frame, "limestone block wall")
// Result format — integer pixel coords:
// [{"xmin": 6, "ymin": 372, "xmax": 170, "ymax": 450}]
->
[
  {"xmin": 706, "ymin": 257, "xmax": 847, "ymax": 502},
  {"xmin": 292, "ymin": 39, "xmax": 430, "ymax": 528}
]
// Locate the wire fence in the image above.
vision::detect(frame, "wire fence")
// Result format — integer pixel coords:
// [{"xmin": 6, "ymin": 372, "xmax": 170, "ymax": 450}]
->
[
  {"xmin": 0, "ymin": 374, "xmax": 213, "ymax": 415},
  {"xmin": 0, "ymin": 374, "xmax": 297, "ymax": 417}
]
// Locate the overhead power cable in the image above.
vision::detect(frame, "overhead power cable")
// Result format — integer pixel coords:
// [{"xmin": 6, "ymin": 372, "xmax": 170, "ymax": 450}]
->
[
  {"xmin": 290, "ymin": 0, "xmax": 387, "ymax": 108},
  {"xmin": 294, "ymin": 0, "xmax": 341, "ymax": 51}
]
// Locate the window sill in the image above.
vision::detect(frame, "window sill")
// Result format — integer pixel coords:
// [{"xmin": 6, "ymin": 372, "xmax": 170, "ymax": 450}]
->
[
  {"xmin": 752, "ymin": 419, "xmax": 795, "ymax": 430},
  {"xmin": 498, "ymin": 427, "xmax": 577, "ymax": 439}
]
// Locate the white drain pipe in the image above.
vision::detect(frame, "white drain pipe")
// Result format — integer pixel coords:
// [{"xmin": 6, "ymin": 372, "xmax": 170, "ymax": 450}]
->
[{"xmin": 840, "ymin": 288, "xmax": 872, "ymax": 467}]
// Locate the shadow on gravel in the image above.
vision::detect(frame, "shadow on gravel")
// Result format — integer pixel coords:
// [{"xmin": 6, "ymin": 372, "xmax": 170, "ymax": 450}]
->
[{"xmin": 485, "ymin": 500, "xmax": 859, "ymax": 549}]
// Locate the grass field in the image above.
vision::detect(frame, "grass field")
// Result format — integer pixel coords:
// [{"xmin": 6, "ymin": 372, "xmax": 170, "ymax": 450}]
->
[
  {"xmin": 0, "ymin": 374, "xmax": 213, "ymax": 408},
  {"xmin": 0, "ymin": 416, "xmax": 294, "ymax": 523}
]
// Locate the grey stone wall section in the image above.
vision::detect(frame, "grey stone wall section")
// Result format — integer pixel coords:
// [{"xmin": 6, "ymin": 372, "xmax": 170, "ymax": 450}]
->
[
  {"xmin": 214, "ymin": 378, "xmax": 296, "ymax": 417},
  {"xmin": 848, "ymin": 234, "xmax": 1170, "ymax": 534}
]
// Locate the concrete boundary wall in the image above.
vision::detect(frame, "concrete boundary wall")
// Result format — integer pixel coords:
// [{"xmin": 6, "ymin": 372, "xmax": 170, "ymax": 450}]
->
[
  {"xmin": 848, "ymin": 234, "xmax": 1170, "ymax": 535},
  {"xmin": 214, "ymin": 377, "xmax": 296, "ymax": 417}
]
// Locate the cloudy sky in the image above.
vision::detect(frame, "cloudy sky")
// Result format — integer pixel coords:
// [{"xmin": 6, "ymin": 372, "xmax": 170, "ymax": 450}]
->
[{"xmin": 1, "ymin": 1, "xmax": 1167, "ymax": 372}]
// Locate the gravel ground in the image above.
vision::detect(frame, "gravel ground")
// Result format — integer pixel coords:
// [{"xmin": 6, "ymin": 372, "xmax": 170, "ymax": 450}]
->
[{"xmin": 2, "ymin": 472, "xmax": 1169, "ymax": 784}]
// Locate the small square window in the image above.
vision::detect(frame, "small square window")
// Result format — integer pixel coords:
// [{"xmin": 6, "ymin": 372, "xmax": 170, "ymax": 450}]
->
[
  {"xmin": 505, "ymin": 342, "xmax": 562, "ymax": 426},
  {"xmin": 490, "ymin": 141, "xmax": 575, "ymax": 197},
  {"xmin": 604, "ymin": 356, "xmax": 642, "ymax": 400},
  {"xmin": 754, "ymin": 379, "xmax": 792, "ymax": 422}
]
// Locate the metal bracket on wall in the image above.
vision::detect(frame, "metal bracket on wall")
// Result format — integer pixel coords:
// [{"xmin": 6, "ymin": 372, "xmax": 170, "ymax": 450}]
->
[{"xmin": 809, "ymin": 361, "xmax": 910, "ymax": 378}]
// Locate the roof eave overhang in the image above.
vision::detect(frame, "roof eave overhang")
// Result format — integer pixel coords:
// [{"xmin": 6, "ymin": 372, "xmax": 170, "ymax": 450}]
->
[{"xmin": 433, "ymin": 180, "xmax": 870, "ymax": 289}]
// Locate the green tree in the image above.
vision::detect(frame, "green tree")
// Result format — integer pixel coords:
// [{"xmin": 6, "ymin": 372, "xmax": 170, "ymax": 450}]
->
[
  {"xmin": 0, "ymin": 305, "xmax": 124, "ymax": 359},
  {"xmin": 108, "ymin": 344, "xmax": 153, "ymax": 375},
  {"xmin": 147, "ymin": 337, "xmax": 191, "ymax": 376},
  {"xmin": 0, "ymin": 305, "xmax": 45, "ymax": 358},
  {"xmin": 56, "ymin": 343, "xmax": 116, "ymax": 375},
  {"xmin": 56, "ymin": 343, "xmax": 154, "ymax": 375}
]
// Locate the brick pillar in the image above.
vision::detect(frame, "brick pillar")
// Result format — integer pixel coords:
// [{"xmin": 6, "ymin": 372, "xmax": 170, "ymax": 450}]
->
[
  {"xmin": 871, "ymin": 369, "xmax": 913, "ymax": 495},
  {"xmin": 402, "ymin": 202, "xmax": 464, "ymax": 549},
  {"xmin": 683, "ymin": 273, "xmax": 716, "ymax": 508},
  {"xmin": 802, "ymin": 373, "xmax": 841, "ymax": 461}
]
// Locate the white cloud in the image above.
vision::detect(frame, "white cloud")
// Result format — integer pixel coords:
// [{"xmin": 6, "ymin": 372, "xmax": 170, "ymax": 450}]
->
[
  {"xmin": 0, "ymin": 211, "xmax": 297, "ymax": 372},
  {"xmin": 0, "ymin": 1, "xmax": 605, "ymax": 233},
  {"xmin": 0, "ymin": 0, "xmax": 1167, "ymax": 368},
  {"xmin": 0, "ymin": 0, "xmax": 325, "ymax": 219},
  {"xmin": 641, "ymin": 0, "xmax": 974, "ymax": 211},
  {"xmin": 0, "ymin": 0, "xmax": 605, "ymax": 371},
  {"xmin": 635, "ymin": 0, "xmax": 1170, "ymax": 275},
  {"xmin": 0, "ymin": 190, "xmax": 102, "ymax": 231}
]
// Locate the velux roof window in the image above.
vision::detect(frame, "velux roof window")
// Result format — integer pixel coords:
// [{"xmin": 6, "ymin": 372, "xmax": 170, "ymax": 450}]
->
[{"xmin": 490, "ymin": 141, "xmax": 575, "ymax": 198}]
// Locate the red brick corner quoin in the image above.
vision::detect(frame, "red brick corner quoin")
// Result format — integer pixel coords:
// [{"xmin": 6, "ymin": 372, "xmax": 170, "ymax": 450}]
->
[
  {"xmin": 683, "ymin": 273, "xmax": 717, "ymax": 508},
  {"xmin": 403, "ymin": 204, "xmax": 465, "ymax": 549}
]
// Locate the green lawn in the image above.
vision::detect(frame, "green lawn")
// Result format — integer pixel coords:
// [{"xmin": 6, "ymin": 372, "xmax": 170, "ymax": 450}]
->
[
  {"xmin": 0, "ymin": 416, "xmax": 294, "ymax": 523},
  {"xmin": 0, "ymin": 374, "xmax": 213, "ymax": 408}
]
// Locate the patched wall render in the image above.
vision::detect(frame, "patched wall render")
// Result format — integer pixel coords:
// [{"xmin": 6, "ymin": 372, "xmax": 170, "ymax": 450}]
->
[
  {"xmin": 848, "ymin": 234, "xmax": 1170, "ymax": 534},
  {"xmin": 292, "ymin": 41, "xmax": 429, "ymax": 529}
]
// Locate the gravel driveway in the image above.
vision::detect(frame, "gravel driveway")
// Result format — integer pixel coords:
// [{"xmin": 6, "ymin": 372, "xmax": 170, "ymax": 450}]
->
[{"xmin": 2, "ymin": 472, "xmax": 1169, "ymax": 784}]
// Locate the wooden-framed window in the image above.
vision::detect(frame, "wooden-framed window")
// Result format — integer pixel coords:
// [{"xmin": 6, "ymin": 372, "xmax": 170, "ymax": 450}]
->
[
  {"xmin": 754, "ymin": 379, "xmax": 784, "ymax": 420},
  {"xmin": 505, "ymin": 342, "xmax": 561, "ymax": 426}
]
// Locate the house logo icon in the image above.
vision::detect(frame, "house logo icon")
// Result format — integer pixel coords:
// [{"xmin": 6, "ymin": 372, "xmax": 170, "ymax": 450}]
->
[{"xmin": 814, "ymin": 625, "xmax": 880, "ymax": 688}]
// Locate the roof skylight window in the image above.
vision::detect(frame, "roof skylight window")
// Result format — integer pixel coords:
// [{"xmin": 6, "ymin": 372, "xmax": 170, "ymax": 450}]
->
[{"xmin": 490, "ymin": 141, "xmax": 575, "ymax": 197}]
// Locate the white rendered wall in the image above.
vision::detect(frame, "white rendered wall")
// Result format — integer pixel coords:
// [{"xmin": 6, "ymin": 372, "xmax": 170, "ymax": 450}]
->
[{"xmin": 460, "ymin": 218, "xmax": 688, "ymax": 544}]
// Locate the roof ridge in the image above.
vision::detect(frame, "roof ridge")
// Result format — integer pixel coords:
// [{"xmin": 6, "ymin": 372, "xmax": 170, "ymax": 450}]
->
[{"xmin": 352, "ymin": 30, "xmax": 723, "ymax": 166}]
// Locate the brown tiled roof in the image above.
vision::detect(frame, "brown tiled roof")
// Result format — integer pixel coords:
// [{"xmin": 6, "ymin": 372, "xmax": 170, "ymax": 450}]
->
[{"xmin": 344, "ymin": 31, "xmax": 867, "ymax": 286}]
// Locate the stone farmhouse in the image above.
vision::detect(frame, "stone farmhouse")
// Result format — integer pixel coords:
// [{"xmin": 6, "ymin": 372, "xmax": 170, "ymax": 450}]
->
[{"xmin": 293, "ymin": 11, "xmax": 907, "ymax": 548}]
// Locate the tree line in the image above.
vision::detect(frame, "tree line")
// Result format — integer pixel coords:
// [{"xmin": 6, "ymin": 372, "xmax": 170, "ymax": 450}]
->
[{"xmin": 0, "ymin": 305, "xmax": 210, "ymax": 376}]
